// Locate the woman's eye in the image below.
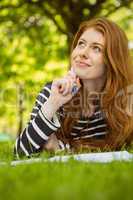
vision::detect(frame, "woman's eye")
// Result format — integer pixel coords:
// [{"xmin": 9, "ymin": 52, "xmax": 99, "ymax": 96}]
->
[
  {"xmin": 93, "ymin": 46, "xmax": 101, "ymax": 52},
  {"xmin": 77, "ymin": 41, "xmax": 85, "ymax": 47}
]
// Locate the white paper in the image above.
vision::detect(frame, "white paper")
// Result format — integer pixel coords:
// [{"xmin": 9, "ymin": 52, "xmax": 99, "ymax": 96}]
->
[
  {"xmin": 0, "ymin": 151, "xmax": 132, "ymax": 166},
  {"xmin": 48, "ymin": 151, "xmax": 133, "ymax": 163}
]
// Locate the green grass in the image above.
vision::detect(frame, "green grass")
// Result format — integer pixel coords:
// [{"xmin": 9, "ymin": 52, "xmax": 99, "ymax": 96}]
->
[{"xmin": 0, "ymin": 142, "xmax": 133, "ymax": 200}]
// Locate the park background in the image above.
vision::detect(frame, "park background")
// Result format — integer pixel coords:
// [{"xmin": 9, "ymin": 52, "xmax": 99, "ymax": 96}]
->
[
  {"xmin": 0, "ymin": 1, "xmax": 133, "ymax": 200},
  {"xmin": 0, "ymin": 0, "xmax": 133, "ymax": 139}
]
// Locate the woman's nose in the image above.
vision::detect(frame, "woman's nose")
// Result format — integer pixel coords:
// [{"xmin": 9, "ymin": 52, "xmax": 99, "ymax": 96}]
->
[{"xmin": 79, "ymin": 47, "xmax": 90, "ymax": 58}]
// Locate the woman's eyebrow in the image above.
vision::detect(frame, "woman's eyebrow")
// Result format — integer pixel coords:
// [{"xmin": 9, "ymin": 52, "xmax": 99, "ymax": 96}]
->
[
  {"xmin": 79, "ymin": 38, "xmax": 86, "ymax": 42},
  {"xmin": 91, "ymin": 42, "xmax": 104, "ymax": 47},
  {"xmin": 79, "ymin": 39, "xmax": 104, "ymax": 47}
]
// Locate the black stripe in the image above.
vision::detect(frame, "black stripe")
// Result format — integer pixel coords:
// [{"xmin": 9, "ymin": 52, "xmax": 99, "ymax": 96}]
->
[
  {"xmin": 30, "ymin": 114, "xmax": 36, "ymax": 121},
  {"xmin": 72, "ymin": 118, "xmax": 106, "ymax": 132},
  {"xmin": 34, "ymin": 101, "xmax": 42, "ymax": 109},
  {"xmin": 37, "ymin": 93, "xmax": 47, "ymax": 104},
  {"xmin": 80, "ymin": 133, "xmax": 107, "ymax": 140},
  {"xmin": 71, "ymin": 129, "xmax": 82, "ymax": 134},
  {"xmin": 86, "ymin": 118, "xmax": 107, "ymax": 128},
  {"xmin": 35, "ymin": 113, "xmax": 56, "ymax": 136},
  {"xmin": 81, "ymin": 126, "xmax": 107, "ymax": 135},
  {"xmin": 92, "ymin": 134, "xmax": 106, "ymax": 139},
  {"xmin": 94, "ymin": 111, "xmax": 105, "ymax": 119},
  {"xmin": 44, "ymin": 82, "xmax": 52, "ymax": 91},
  {"xmin": 16, "ymin": 137, "xmax": 26, "ymax": 157},
  {"xmin": 42, "ymin": 87, "xmax": 50, "ymax": 99},
  {"xmin": 37, "ymin": 83, "xmax": 52, "ymax": 103},
  {"xmin": 28, "ymin": 123, "xmax": 47, "ymax": 146},
  {"xmin": 40, "ymin": 109, "xmax": 59, "ymax": 129},
  {"xmin": 32, "ymin": 107, "xmax": 39, "ymax": 113},
  {"xmin": 21, "ymin": 130, "xmax": 36, "ymax": 154},
  {"xmin": 72, "ymin": 124, "xmax": 107, "ymax": 137}
]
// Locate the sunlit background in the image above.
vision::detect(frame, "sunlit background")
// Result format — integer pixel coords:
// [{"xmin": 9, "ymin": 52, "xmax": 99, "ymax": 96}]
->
[{"xmin": 0, "ymin": 0, "xmax": 132, "ymax": 140}]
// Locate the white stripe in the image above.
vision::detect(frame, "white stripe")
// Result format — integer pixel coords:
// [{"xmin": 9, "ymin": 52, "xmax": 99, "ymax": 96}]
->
[
  {"xmin": 66, "ymin": 143, "xmax": 70, "ymax": 149},
  {"xmin": 70, "ymin": 132, "xmax": 77, "ymax": 136},
  {"xmin": 43, "ymin": 86, "xmax": 51, "ymax": 94},
  {"xmin": 74, "ymin": 131, "xmax": 107, "ymax": 140},
  {"xmin": 32, "ymin": 119, "xmax": 49, "ymax": 140},
  {"xmin": 30, "ymin": 113, "xmax": 37, "ymax": 117},
  {"xmin": 39, "ymin": 110, "xmax": 58, "ymax": 131},
  {"xmin": 89, "ymin": 117, "xmax": 104, "ymax": 123},
  {"xmin": 77, "ymin": 120, "xmax": 89, "ymax": 123},
  {"xmin": 77, "ymin": 117, "xmax": 103, "ymax": 124},
  {"xmin": 20, "ymin": 141, "xmax": 29, "ymax": 156},
  {"xmin": 73, "ymin": 118, "xmax": 104, "ymax": 129},
  {"xmin": 33, "ymin": 106, "xmax": 39, "ymax": 110},
  {"xmin": 58, "ymin": 140, "xmax": 65, "ymax": 150},
  {"xmin": 25, "ymin": 127, "xmax": 40, "ymax": 149},
  {"xmin": 15, "ymin": 138, "xmax": 19, "ymax": 159},
  {"xmin": 36, "ymin": 99, "xmax": 43, "ymax": 106},
  {"xmin": 94, "ymin": 110, "xmax": 104, "ymax": 118},
  {"xmin": 81, "ymin": 124, "xmax": 107, "ymax": 132},
  {"xmin": 73, "ymin": 126, "xmax": 83, "ymax": 130},
  {"xmin": 20, "ymin": 129, "xmax": 25, "ymax": 138},
  {"xmin": 94, "ymin": 110, "xmax": 101, "ymax": 115},
  {"xmin": 38, "ymin": 92, "xmax": 48, "ymax": 100}
]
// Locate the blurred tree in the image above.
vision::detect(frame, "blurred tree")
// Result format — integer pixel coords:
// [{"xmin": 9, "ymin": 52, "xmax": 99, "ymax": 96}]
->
[
  {"xmin": 0, "ymin": 0, "xmax": 132, "ymax": 49},
  {"xmin": 0, "ymin": 0, "xmax": 132, "ymax": 135}
]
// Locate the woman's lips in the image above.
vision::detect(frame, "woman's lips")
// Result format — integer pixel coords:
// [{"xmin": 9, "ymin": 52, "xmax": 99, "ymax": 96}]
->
[{"xmin": 75, "ymin": 61, "xmax": 91, "ymax": 67}]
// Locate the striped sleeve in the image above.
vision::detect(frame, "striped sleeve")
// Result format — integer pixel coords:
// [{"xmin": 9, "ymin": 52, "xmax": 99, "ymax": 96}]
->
[{"xmin": 14, "ymin": 82, "xmax": 61, "ymax": 158}]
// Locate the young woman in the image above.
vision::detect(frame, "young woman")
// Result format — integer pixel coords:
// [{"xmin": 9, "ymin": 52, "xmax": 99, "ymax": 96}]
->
[{"xmin": 14, "ymin": 17, "xmax": 133, "ymax": 158}]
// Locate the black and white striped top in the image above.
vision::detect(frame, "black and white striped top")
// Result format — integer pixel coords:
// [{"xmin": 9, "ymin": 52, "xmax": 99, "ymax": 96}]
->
[{"xmin": 14, "ymin": 82, "xmax": 108, "ymax": 158}]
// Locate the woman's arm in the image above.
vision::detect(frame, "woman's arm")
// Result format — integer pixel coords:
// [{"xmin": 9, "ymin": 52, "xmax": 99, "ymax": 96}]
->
[
  {"xmin": 14, "ymin": 71, "xmax": 81, "ymax": 158},
  {"xmin": 14, "ymin": 82, "xmax": 61, "ymax": 158}
]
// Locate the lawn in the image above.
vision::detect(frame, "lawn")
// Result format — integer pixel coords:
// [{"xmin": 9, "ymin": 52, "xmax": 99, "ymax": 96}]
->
[{"xmin": 0, "ymin": 142, "xmax": 133, "ymax": 200}]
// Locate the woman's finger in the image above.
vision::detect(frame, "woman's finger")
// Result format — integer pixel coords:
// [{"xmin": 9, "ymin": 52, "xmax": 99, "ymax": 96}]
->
[
  {"xmin": 53, "ymin": 79, "xmax": 66, "ymax": 93},
  {"xmin": 62, "ymin": 78, "xmax": 71, "ymax": 95},
  {"xmin": 67, "ymin": 70, "xmax": 77, "ymax": 81},
  {"xmin": 59, "ymin": 80, "xmax": 66, "ymax": 92}
]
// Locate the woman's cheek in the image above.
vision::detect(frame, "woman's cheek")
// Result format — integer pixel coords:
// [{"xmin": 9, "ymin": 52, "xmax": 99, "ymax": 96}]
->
[
  {"xmin": 71, "ymin": 51, "xmax": 77, "ymax": 61},
  {"xmin": 70, "ymin": 54, "xmax": 75, "ymax": 64}
]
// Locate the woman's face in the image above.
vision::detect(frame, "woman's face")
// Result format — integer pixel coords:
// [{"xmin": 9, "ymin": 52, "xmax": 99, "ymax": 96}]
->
[{"xmin": 71, "ymin": 27, "xmax": 106, "ymax": 81}]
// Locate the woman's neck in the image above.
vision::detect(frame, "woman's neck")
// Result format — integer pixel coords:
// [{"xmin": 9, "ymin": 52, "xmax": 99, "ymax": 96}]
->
[
  {"xmin": 82, "ymin": 78, "xmax": 106, "ymax": 93},
  {"xmin": 80, "ymin": 78, "xmax": 105, "ymax": 117}
]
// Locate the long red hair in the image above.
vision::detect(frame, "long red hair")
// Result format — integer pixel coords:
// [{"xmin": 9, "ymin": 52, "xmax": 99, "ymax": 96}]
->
[{"xmin": 56, "ymin": 17, "xmax": 133, "ymax": 152}]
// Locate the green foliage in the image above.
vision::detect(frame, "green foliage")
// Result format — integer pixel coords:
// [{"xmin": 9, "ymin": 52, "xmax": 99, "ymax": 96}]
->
[
  {"xmin": 0, "ymin": 0, "xmax": 132, "ymax": 135},
  {"xmin": 1, "ymin": 161, "xmax": 133, "ymax": 200},
  {"xmin": 0, "ymin": 14, "xmax": 68, "ymax": 135}
]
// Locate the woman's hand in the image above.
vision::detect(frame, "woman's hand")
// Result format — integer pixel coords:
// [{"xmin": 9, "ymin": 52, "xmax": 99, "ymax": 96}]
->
[
  {"xmin": 44, "ymin": 133, "xmax": 60, "ymax": 152},
  {"xmin": 49, "ymin": 70, "xmax": 81, "ymax": 109}
]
